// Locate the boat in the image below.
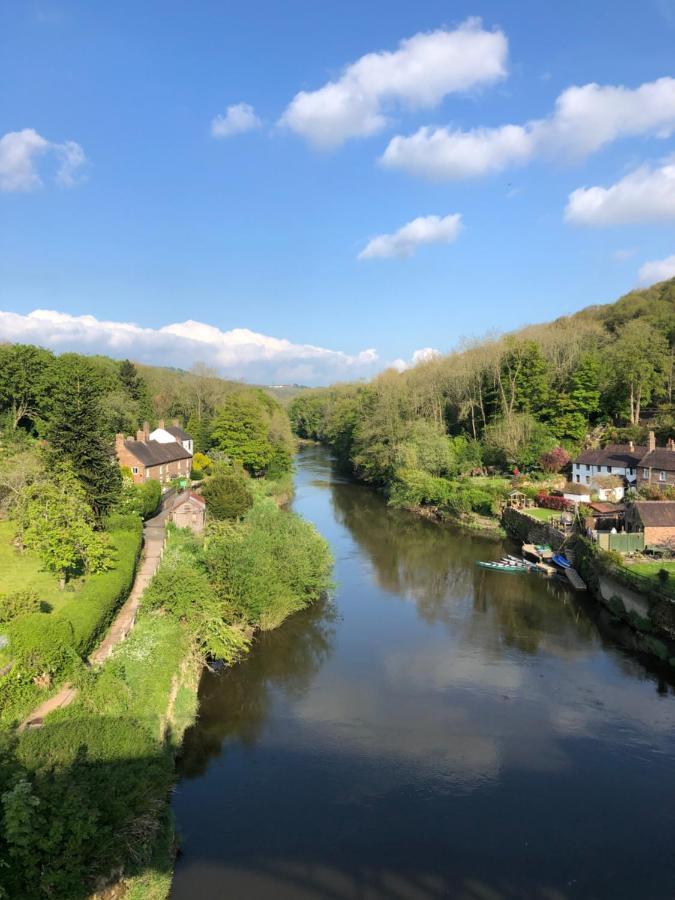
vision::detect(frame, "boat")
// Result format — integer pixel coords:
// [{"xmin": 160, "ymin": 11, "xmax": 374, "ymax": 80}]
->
[
  {"xmin": 552, "ymin": 554, "xmax": 572, "ymax": 569},
  {"xmin": 477, "ymin": 560, "xmax": 527, "ymax": 572}
]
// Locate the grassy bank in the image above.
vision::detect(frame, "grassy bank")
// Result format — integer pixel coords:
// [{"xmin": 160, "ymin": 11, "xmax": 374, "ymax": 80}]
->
[
  {"xmin": 0, "ymin": 516, "xmax": 143, "ymax": 727},
  {"xmin": 0, "ymin": 490, "xmax": 332, "ymax": 899}
]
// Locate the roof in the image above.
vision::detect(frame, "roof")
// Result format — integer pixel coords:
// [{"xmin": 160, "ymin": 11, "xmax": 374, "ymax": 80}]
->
[
  {"xmin": 563, "ymin": 483, "xmax": 591, "ymax": 495},
  {"xmin": 573, "ymin": 444, "xmax": 646, "ymax": 468},
  {"xmin": 631, "ymin": 501, "xmax": 675, "ymax": 527},
  {"xmin": 124, "ymin": 439, "xmax": 192, "ymax": 467},
  {"xmin": 589, "ymin": 502, "xmax": 624, "ymax": 515},
  {"xmin": 166, "ymin": 424, "xmax": 191, "ymax": 442},
  {"xmin": 638, "ymin": 449, "xmax": 675, "ymax": 471},
  {"xmin": 172, "ymin": 490, "xmax": 206, "ymax": 509}
]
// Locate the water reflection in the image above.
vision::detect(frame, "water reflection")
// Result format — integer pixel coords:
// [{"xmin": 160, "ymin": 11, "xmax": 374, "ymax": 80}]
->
[
  {"xmin": 177, "ymin": 595, "xmax": 337, "ymax": 779},
  {"xmin": 172, "ymin": 445, "xmax": 675, "ymax": 900}
]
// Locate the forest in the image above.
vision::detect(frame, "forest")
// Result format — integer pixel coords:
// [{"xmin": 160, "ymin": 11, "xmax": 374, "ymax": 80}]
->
[{"xmin": 289, "ymin": 278, "xmax": 675, "ymax": 519}]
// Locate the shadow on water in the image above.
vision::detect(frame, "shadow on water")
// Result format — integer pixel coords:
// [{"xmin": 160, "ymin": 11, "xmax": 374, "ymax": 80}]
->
[{"xmin": 170, "ymin": 445, "xmax": 675, "ymax": 900}]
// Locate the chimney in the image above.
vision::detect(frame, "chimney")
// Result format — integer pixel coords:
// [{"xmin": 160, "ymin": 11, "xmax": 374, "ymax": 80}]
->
[
  {"xmin": 115, "ymin": 433, "xmax": 126, "ymax": 455},
  {"xmin": 143, "ymin": 421, "xmax": 150, "ymax": 440},
  {"xmin": 648, "ymin": 430, "xmax": 656, "ymax": 452},
  {"xmin": 158, "ymin": 419, "xmax": 165, "ymax": 429},
  {"xmin": 172, "ymin": 418, "xmax": 179, "ymax": 427},
  {"xmin": 629, "ymin": 440, "xmax": 634, "ymax": 452},
  {"xmin": 136, "ymin": 428, "xmax": 145, "ymax": 443}
]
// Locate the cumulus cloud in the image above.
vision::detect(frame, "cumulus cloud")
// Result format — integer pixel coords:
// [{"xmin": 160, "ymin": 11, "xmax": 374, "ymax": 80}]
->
[
  {"xmin": 390, "ymin": 347, "xmax": 441, "ymax": 372},
  {"xmin": 0, "ymin": 128, "xmax": 86, "ymax": 191},
  {"xmin": 279, "ymin": 19, "xmax": 507, "ymax": 149},
  {"xmin": 211, "ymin": 103, "xmax": 262, "ymax": 138},
  {"xmin": 638, "ymin": 254, "xmax": 675, "ymax": 284},
  {"xmin": 565, "ymin": 159, "xmax": 675, "ymax": 225},
  {"xmin": 358, "ymin": 213, "xmax": 462, "ymax": 260},
  {"xmin": 0, "ymin": 309, "xmax": 379, "ymax": 386},
  {"xmin": 381, "ymin": 76, "xmax": 675, "ymax": 179}
]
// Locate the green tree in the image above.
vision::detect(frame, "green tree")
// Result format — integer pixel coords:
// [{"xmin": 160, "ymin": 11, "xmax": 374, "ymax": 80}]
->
[
  {"xmin": 202, "ymin": 470, "xmax": 253, "ymax": 520},
  {"xmin": 0, "ymin": 344, "xmax": 54, "ymax": 431},
  {"xmin": 17, "ymin": 466, "xmax": 113, "ymax": 587},
  {"xmin": 47, "ymin": 355, "xmax": 122, "ymax": 517},
  {"xmin": 609, "ymin": 321, "xmax": 668, "ymax": 424}
]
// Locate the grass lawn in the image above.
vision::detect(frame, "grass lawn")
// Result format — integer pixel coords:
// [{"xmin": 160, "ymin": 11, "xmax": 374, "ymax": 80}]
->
[
  {"xmin": 524, "ymin": 507, "xmax": 560, "ymax": 522},
  {"xmin": 625, "ymin": 560, "xmax": 675, "ymax": 583},
  {"xmin": 0, "ymin": 519, "xmax": 83, "ymax": 613}
]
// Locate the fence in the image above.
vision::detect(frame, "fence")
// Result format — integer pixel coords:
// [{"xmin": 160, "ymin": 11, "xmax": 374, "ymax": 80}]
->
[{"xmin": 597, "ymin": 532, "xmax": 644, "ymax": 553}]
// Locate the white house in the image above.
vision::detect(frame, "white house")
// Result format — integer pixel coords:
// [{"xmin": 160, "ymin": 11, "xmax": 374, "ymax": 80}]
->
[
  {"xmin": 571, "ymin": 442, "xmax": 645, "ymax": 488},
  {"xmin": 149, "ymin": 419, "xmax": 194, "ymax": 456}
]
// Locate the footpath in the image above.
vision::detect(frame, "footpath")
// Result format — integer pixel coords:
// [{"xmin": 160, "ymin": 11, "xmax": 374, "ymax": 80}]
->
[{"xmin": 19, "ymin": 500, "xmax": 171, "ymax": 731}]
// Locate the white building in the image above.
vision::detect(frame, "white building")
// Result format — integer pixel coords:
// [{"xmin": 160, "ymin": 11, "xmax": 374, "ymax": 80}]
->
[
  {"xmin": 571, "ymin": 442, "xmax": 645, "ymax": 489},
  {"xmin": 149, "ymin": 419, "xmax": 194, "ymax": 456}
]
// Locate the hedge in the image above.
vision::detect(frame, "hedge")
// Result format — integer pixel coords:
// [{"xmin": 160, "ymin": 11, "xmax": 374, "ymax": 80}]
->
[
  {"xmin": 54, "ymin": 518, "xmax": 143, "ymax": 656},
  {"xmin": 536, "ymin": 491, "xmax": 574, "ymax": 511}
]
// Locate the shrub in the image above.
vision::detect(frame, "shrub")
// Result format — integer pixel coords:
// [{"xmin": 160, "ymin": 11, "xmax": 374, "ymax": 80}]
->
[
  {"xmin": 118, "ymin": 480, "xmax": 161, "ymax": 519},
  {"xmin": 55, "ymin": 518, "xmax": 142, "ymax": 656},
  {"xmin": 658, "ymin": 568, "xmax": 670, "ymax": 584},
  {"xmin": 0, "ymin": 590, "xmax": 41, "ymax": 625},
  {"xmin": 191, "ymin": 451, "xmax": 212, "ymax": 480},
  {"xmin": 539, "ymin": 447, "xmax": 572, "ymax": 473},
  {"xmin": 202, "ymin": 471, "xmax": 253, "ymax": 520},
  {"xmin": 8, "ymin": 614, "xmax": 75, "ymax": 678},
  {"xmin": 388, "ymin": 468, "xmax": 451, "ymax": 508},
  {"xmin": 536, "ymin": 491, "xmax": 574, "ymax": 511}
]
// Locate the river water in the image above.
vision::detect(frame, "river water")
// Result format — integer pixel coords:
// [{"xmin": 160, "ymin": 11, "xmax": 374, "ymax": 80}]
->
[{"xmin": 171, "ymin": 445, "xmax": 675, "ymax": 899}]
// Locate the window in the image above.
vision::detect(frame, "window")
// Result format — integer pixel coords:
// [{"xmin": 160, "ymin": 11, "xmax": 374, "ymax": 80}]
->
[
  {"xmin": 643, "ymin": 468, "xmax": 649, "ymax": 479},
  {"xmin": 132, "ymin": 466, "xmax": 138, "ymax": 474},
  {"xmin": 575, "ymin": 475, "xmax": 580, "ymax": 483},
  {"xmin": 660, "ymin": 471, "xmax": 667, "ymax": 482},
  {"xmin": 607, "ymin": 466, "xmax": 612, "ymax": 473},
  {"xmin": 585, "ymin": 476, "xmax": 590, "ymax": 485}
]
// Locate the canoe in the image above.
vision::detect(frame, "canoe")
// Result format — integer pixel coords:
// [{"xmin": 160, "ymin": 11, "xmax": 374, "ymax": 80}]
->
[{"xmin": 477, "ymin": 560, "xmax": 527, "ymax": 572}]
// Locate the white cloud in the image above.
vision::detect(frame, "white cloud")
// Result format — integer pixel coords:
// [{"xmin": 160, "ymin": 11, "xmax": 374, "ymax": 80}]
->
[
  {"xmin": 381, "ymin": 76, "xmax": 675, "ymax": 179},
  {"xmin": 565, "ymin": 159, "xmax": 675, "ymax": 225},
  {"xmin": 390, "ymin": 347, "xmax": 441, "ymax": 372},
  {"xmin": 638, "ymin": 254, "xmax": 675, "ymax": 284},
  {"xmin": 0, "ymin": 128, "xmax": 86, "ymax": 192},
  {"xmin": 0, "ymin": 309, "xmax": 379, "ymax": 386},
  {"xmin": 358, "ymin": 213, "xmax": 462, "ymax": 260},
  {"xmin": 279, "ymin": 19, "xmax": 507, "ymax": 149},
  {"xmin": 211, "ymin": 102, "xmax": 261, "ymax": 138}
]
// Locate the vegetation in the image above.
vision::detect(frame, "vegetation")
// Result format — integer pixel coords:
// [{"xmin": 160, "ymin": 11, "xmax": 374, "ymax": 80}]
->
[
  {"xmin": 201, "ymin": 468, "xmax": 253, "ymax": 520},
  {"xmin": 289, "ymin": 279, "xmax": 675, "ymax": 519}
]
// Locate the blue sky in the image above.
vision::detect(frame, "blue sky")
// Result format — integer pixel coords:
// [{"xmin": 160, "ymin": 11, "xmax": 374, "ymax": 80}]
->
[{"xmin": 1, "ymin": 0, "xmax": 675, "ymax": 384}]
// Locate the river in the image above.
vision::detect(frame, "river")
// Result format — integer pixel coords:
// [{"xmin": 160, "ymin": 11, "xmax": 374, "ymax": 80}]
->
[{"xmin": 171, "ymin": 444, "xmax": 675, "ymax": 899}]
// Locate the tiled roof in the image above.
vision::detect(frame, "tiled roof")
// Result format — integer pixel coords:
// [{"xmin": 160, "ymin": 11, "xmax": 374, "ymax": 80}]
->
[
  {"xmin": 166, "ymin": 425, "xmax": 191, "ymax": 442},
  {"xmin": 564, "ymin": 482, "xmax": 591, "ymax": 495},
  {"xmin": 638, "ymin": 449, "xmax": 675, "ymax": 471},
  {"xmin": 172, "ymin": 490, "xmax": 206, "ymax": 509},
  {"xmin": 632, "ymin": 501, "xmax": 675, "ymax": 527},
  {"xmin": 573, "ymin": 444, "xmax": 646, "ymax": 468},
  {"xmin": 124, "ymin": 439, "xmax": 191, "ymax": 467}
]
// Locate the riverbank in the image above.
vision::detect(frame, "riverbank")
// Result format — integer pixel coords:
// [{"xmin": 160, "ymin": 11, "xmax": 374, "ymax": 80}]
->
[{"xmin": 0, "ymin": 478, "xmax": 333, "ymax": 899}]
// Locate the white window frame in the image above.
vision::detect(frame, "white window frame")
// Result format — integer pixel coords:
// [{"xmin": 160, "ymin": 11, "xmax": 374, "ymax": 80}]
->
[
  {"xmin": 660, "ymin": 470, "xmax": 667, "ymax": 482},
  {"xmin": 132, "ymin": 466, "xmax": 138, "ymax": 474}
]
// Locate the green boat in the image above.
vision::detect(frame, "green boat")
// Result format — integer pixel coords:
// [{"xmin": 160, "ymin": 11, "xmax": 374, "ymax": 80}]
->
[{"xmin": 476, "ymin": 560, "xmax": 527, "ymax": 572}]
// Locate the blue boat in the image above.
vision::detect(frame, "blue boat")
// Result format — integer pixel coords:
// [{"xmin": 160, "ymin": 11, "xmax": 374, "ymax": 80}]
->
[{"xmin": 552, "ymin": 554, "xmax": 572, "ymax": 569}]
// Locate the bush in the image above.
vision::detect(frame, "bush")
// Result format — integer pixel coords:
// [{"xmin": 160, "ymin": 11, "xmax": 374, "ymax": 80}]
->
[
  {"xmin": 55, "ymin": 518, "xmax": 143, "ymax": 656},
  {"xmin": 388, "ymin": 468, "xmax": 451, "ymax": 508},
  {"xmin": 8, "ymin": 614, "xmax": 75, "ymax": 678},
  {"xmin": 0, "ymin": 590, "xmax": 41, "ymax": 625},
  {"xmin": 118, "ymin": 479, "xmax": 161, "ymax": 519},
  {"xmin": 536, "ymin": 491, "xmax": 574, "ymax": 511},
  {"xmin": 202, "ymin": 471, "xmax": 253, "ymax": 520},
  {"xmin": 658, "ymin": 568, "xmax": 670, "ymax": 584},
  {"xmin": 539, "ymin": 447, "xmax": 572, "ymax": 473}
]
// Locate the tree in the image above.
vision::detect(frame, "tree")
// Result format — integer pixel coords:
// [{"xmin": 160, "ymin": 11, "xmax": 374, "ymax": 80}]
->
[
  {"xmin": 0, "ymin": 344, "xmax": 54, "ymax": 430},
  {"xmin": 609, "ymin": 321, "xmax": 668, "ymax": 424},
  {"xmin": 539, "ymin": 447, "xmax": 571, "ymax": 473},
  {"xmin": 46, "ymin": 355, "xmax": 122, "ymax": 517},
  {"xmin": 202, "ymin": 471, "xmax": 253, "ymax": 520},
  {"xmin": 209, "ymin": 390, "xmax": 293, "ymax": 477},
  {"xmin": 17, "ymin": 466, "xmax": 113, "ymax": 587}
]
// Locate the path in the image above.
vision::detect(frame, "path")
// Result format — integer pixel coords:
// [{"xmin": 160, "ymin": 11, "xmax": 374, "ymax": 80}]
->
[{"xmin": 19, "ymin": 499, "xmax": 172, "ymax": 731}]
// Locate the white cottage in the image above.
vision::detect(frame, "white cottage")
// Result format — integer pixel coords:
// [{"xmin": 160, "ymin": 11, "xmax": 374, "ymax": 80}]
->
[
  {"xmin": 571, "ymin": 442, "xmax": 645, "ymax": 488},
  {"xmin": 149, "ymin": 419, "xmax": 194, "ymax": 456}
]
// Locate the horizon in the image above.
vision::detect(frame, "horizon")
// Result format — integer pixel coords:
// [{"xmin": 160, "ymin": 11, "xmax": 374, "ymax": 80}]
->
[{"xmin": 2, "ymin": 1, "xmax": 675, "ymax": 384}]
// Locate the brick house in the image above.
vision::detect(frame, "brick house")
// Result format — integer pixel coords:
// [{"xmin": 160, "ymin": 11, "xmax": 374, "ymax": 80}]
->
[
  {"xmin": 169, "ymin": 490, "xmax": 206, "ymax": 533},
  {"xmin": 115, "ymin": 422, "xmax": 192, "ymax": 486},
  {"xmin": 625, "ymin": 501, "xmax": 675, "ymax": 547},
  {"xmin": 149, "ymin": 419, "xmax": 194, "ymax": 456},
  {"xmin": 637, "ymin": 432, "xmax": 675, "ymax": 489}
]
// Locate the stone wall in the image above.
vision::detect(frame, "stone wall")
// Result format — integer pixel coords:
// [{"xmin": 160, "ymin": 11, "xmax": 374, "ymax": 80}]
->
[{"xmin": 501, "ymin": 507, "xmax": 566, "ymax": 550}]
